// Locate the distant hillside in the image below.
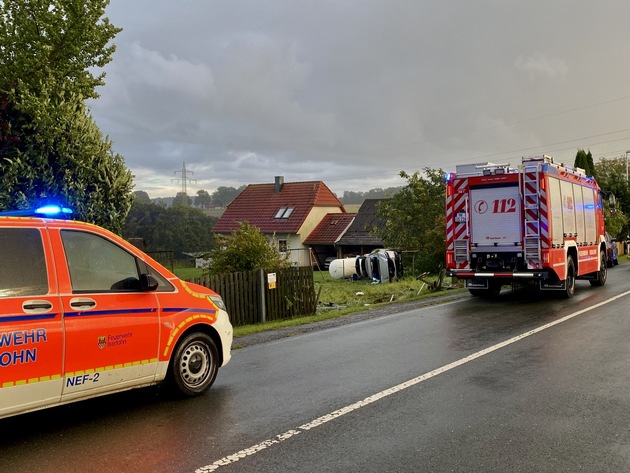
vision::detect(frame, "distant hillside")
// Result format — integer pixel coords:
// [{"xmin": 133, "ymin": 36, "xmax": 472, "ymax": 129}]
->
[
  {"xmin": 144, "ymin": 185, "xmax": 401, "ymax": 209},
  {"xmin": 343, "ymin": 204, "xmax": 361, "ymax": 213},
  {"xmin": 339, "ymin": 186, "xmax": 401, "ymax": 204}
]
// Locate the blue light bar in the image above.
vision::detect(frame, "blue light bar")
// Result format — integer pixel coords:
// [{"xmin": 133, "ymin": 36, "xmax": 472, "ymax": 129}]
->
[
  {"xmin": 0, "ymin": 206, "xmax": 73, "ymax": 218},
  {"xmin": 35, "ymin": 205, "xmax": 73, "ymax": 216}
]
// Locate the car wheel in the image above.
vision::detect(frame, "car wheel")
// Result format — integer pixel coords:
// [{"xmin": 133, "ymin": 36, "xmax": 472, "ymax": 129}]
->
[{"xmin": 169, "ymin": 332, "xmax": 219, "ymax": 397}]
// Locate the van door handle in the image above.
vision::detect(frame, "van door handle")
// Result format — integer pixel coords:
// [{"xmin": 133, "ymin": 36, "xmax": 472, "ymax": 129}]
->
[
  {"xmin": 69, "ymin": 298, "xmax": 97, "ymax": 309},
  {"xmin": 23, "ymin": 300, "xmax": 53, "ymax": 313}
]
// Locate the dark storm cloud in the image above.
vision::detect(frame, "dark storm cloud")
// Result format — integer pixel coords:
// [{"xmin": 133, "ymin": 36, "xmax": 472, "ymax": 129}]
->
[{"xmin": 89, "ymin": 0, "xmax": 630, "ymax": 197}]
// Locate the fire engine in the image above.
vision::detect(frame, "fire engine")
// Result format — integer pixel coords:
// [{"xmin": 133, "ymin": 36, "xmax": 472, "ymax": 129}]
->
[{"xmin": 445, "ymin": 155, "xmax": 608, "ymax": 298}]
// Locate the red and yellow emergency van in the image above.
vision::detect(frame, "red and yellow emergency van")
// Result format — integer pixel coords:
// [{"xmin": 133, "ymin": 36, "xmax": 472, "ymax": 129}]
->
[{"xmin": 0, "ymin": 206, "xmax": 232, "ymax": 419}]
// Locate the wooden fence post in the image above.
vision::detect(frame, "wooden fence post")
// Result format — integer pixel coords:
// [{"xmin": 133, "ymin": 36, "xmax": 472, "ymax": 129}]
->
[{"xmin": 259, "ymin": 268, "xmax": 266, "ymax": 323}]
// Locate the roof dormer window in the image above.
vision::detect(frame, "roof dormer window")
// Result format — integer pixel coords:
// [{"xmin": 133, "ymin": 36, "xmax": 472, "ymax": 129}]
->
[{"xmin": 274, "ymin": 207, "xmax": 294, "ymax": 219}]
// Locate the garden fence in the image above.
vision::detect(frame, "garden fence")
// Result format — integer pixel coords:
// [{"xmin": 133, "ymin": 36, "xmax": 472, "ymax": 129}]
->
[{"xmin": 189, "ymin": 266, "xmax": 317, "ymax": 327}]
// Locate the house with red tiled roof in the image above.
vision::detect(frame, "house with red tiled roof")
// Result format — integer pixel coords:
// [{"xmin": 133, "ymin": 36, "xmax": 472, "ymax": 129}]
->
[{"xmin": 213, "ymin": 177, "xmax": 347, "ymax": 266}]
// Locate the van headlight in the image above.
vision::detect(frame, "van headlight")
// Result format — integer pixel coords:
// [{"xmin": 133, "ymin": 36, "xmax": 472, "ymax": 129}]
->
[{"xmin": 210, "ymin": 295, "xmax": 227, "ymax": 311}]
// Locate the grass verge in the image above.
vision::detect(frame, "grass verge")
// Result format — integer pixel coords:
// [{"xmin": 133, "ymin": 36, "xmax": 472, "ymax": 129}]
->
[{"xmin": 234, "ymin": 273, "xmax": 465, "ymax": 337}]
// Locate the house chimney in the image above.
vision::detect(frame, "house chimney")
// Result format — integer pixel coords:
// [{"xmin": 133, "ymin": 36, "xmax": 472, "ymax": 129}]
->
[{"xmin": 274, "ymin": 176, "xmax": 284, "ymax": 193}]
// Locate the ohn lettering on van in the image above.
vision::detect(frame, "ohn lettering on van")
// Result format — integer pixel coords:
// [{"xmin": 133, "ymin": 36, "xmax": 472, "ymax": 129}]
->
[{"xmin": 0, "ymin": 328, "xmax": 47, "ymax": 367}]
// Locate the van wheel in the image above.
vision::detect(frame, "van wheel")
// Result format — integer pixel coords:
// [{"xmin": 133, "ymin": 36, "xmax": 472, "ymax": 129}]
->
[
  {"xmin": 590, "ymin": 250, "xmax": 607, "ymax": 287},
  {"xmin": 169, "ymin": 333, "xmax": 218, "ymax": 397},
  {"xmin": 563, "ymin": 256, "xmax": 576, "ymax": 298}
]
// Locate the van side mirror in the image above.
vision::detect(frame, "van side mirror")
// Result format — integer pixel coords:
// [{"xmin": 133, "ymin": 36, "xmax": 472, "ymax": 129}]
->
[{"xmin": 140, "ymin": 273, "xmax": 159, "ymax": 292}]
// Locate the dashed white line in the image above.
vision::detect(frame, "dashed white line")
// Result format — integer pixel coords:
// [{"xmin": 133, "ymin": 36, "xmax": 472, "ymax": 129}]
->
[{"xmin": 195, "ymin": 290, "xmax": 630, "ymax": 472}]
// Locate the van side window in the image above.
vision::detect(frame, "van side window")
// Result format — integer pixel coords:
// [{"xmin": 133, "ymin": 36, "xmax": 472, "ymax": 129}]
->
[
  {"xmin": 0, "ymin": 228, "xmax": 48, "ymax": 297},
  {"xmin": 61, "ymin": 230, "xmax": 141, "ymax": 292}
]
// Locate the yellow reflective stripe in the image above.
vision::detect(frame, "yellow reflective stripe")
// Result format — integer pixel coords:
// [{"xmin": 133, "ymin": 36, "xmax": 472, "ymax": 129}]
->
[
  {"xmin": 1, "ymin": 359, "xmax": 160, "ymax": 388},
  {"xmin": 64, "ymin": 359, "xmax": 158, "ymax": 378},
  {"xmin": 162, "ymin": 314, "xmax": 216, "ymax": 357},
  {"xmin": 2, "ymin": 373, "xmax": 62, "ymax": 388}
]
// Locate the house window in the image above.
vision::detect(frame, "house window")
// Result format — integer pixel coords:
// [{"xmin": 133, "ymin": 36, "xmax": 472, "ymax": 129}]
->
[
  {"xmin": 274, "ymin": 207, "xmax": 294, "ymax": 219},
  {"xmin": 278, "ymin": 239, "xmax": 288, "ymax": 253}
]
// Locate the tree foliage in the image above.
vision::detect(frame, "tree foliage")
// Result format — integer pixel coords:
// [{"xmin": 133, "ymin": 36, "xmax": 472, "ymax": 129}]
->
[
  {"xmin": 133, "ymin": 190, "xmax": 151, "ymax": 204},
  {"xmin": 172, "ymin": 192, "xmax": 192, "ymax": 207},
  {"xmin": 340, "ymin": 187, "xmax": 402, "ymax": 204},
  {"xmin": 593, "ymin": 156, "xmax": 630, "ymax": 239},
  {"xmin": 195, "ymin": 189, "xmax": 212, "ymax": 209},
  {"xmin": 123, "ymin": 201, "xmax": 217, "ymax": 256},
  {"xmin": 211, "ymin": 186, "xmax": 244, "ymax": 209},
  {"xmin": 376, "ymin": 168, "xmax": 446, "ymax": 273},
  {"xmin": 210, "ymin": 221, "xmax": 290, "ymax": 274},
  {"xmin": 0, "ymin": 0, "xmax": 133, "ymax": 233},
  {"xmin": 574, "ymin": 149, "xmax": 596, "ymax": 178}
]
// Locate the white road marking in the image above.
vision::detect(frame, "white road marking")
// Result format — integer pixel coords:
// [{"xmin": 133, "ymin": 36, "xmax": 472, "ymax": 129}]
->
[{"xmin": 195, "ymin": 290, "xmax": 630, "ymax": 472}]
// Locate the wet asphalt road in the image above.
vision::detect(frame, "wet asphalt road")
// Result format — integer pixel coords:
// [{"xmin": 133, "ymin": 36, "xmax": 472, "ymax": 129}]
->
[{"xmin": 2, "ymin": 267, "xmax": 630, "ymax": 473}]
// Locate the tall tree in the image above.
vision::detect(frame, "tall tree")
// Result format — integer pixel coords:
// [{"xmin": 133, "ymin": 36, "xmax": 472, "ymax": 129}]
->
[
  {"xmin": 172, "ymin": 192, "xmax": 193, "ymax": 207},
  {"xmin": 575, "ymin": 149, "xmax": 596, "ymax": 177},
  {"xmin": 0, "ymin": 0, "xmax": 133, "ymax": 233},
  {"xmin": 133, "ymin": 190, "xmax": 152, "ymax": 204},
  {"xmin": 593, "ymin": 156, "xmax": 629, "ymax": 239},
  {"xmin": 212, "ymin": 186, "xmax": 242, "ymax": 208},
  {"xmin": 195, "ymin": 189, "xmax": 212, "ymax": 209}
]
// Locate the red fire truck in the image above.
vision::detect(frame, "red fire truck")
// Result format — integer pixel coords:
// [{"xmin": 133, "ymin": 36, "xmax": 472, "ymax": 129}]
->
[{"xmin": 445, "ymin": 155, "xmax": 608, "ymax": 298}]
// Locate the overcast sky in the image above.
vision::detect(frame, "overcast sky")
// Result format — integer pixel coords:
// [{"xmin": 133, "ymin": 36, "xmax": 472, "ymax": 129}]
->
[{"xmin": 88, "ymin": 0, "xmax": 630, "ymax": 198}]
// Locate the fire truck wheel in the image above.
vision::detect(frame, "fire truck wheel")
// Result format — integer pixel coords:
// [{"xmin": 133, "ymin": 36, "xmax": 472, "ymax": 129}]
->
[
  {"xmin": 169, "ymin": 332, "xmax": 219, "ymax": 397},
  {"xmin": 563, "ymin": 256, "xmax": 576, "ymax": 298},
  {"xmin": 589, "ymin": 250, "xmax": 608, "ymax": 287}
]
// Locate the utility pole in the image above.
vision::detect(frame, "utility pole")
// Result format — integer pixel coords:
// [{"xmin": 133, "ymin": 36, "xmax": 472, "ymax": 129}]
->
[{"xmin": 172, "ymin": 162, "xmax": 197, "ymax": 204}]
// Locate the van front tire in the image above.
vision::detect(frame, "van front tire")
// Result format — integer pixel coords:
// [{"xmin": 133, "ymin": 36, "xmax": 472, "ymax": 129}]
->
[{"xmin": 169, "ymin": 332, "xmax": 219, "ymax": 397}]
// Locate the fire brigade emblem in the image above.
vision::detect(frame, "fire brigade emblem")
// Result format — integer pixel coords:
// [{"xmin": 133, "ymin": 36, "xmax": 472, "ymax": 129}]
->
[{"xmin": 98, "ymin": 336, "xmax": 107, "ymax": 350}]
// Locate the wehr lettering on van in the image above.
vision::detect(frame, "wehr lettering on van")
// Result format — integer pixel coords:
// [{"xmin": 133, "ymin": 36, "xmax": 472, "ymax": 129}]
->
[{"xmin": 0, "ymin": 328, "xmax": 47, "ymax": 367}]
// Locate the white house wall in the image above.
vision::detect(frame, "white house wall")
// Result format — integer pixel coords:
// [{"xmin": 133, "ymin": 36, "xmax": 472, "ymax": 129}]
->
[{"xmin": 266, "ymin": 233, "xmax": 310, "ymax": 266}]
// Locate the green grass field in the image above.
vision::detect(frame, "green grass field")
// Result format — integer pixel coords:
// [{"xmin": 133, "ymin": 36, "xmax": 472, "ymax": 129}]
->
[{"xmin": 173, "ymin": 265, "xmax": 463, "ymax": 337}]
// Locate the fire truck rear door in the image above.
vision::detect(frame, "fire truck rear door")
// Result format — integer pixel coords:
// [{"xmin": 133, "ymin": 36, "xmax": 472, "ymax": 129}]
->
[{"xmin": 469, "ymin": 184, "xmax": 522, "ymax": 250}]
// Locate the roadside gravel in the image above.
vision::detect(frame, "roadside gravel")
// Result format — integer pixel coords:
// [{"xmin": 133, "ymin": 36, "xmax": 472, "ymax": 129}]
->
[{"xmin": 232, "ymin": 290, "xmax": 468, "ymax": 349}]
